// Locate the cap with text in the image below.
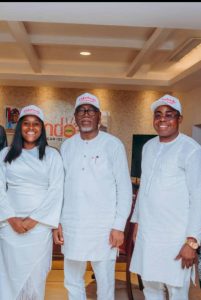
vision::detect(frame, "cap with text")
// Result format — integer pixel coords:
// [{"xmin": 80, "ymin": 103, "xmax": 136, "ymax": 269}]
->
[
  {"xmin": 151, "ymin": 94, "xmax": 182, "ymax": 114},
  {"xmin": 19, "ymin": 105, "xmax": 44, "ymax": 121},
  {"xmin": 75, "ymin": 93, "xmax": 100, "ymax": 110}
]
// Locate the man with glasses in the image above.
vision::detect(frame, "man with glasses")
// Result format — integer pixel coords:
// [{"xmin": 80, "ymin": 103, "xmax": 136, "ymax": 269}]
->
[
  {"xmin": 53, "ymin": 92, "xmax": 132, "ymax": 300},
  {"xmin": 130, "ymin": 94, "xmax": 201, "ymax": 300}
]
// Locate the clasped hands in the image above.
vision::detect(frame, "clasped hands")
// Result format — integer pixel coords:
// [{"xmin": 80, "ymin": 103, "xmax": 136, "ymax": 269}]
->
[{"xmin": 8, "ymin": 217, "xmax": 38, "ymax": 234}]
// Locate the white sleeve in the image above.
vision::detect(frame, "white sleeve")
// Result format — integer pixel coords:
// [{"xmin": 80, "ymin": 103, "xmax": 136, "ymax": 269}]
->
[
  {"xmin": 0, "ymin": 149, "xmax": 16, "ymax": 222},
  {"xmin": 30, "ymin": 150, "xmax": 64, "ymax": 229},
  {"xmin": 185, "ymin": 148, "xmax": 201, "ymax": 243},
  {"xmin": 112, "ymin": 142, "xmax": 133, "ymax": 231}
]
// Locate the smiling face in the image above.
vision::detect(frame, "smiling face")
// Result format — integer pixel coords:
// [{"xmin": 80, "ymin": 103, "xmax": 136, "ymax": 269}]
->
[
  {"xmin": 21, "ymin": 115, "xmax": 42, "ymax": 149},
  {"xmin": 153, "ymin": 105, "xmax": 183, "ymax": 142},
  {"xmin": 74, "ymin": 104, "xmax": 101, "ymax": 139}
]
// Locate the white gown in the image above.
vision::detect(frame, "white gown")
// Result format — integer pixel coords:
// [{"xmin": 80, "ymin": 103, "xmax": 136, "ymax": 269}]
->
[
  {"xmin": 60, "ymin": 131, "xmax": 132, "ymax": 261},
  {"xmin": 0, "ymin": 146, "xmax": 64, "ymax": 300},
  {"xmin": 130, "ymin": 133, "xmax": 201, "ymax": 287}
]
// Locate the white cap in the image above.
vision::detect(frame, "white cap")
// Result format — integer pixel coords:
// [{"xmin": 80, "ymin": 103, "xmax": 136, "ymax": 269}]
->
[
  {"xmin": 75, "ymin": 93, "xmax": 100, "ymax": 110},
  {"xmin": 151, "ymin": 94, "xmax": 182, "ymax": 114},
  {"xmin": 19, "ymin": 105, "xmax": 44, "ymax": 121}
]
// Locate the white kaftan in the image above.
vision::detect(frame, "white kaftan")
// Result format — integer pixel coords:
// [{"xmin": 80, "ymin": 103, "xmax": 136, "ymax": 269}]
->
[
  {"xmin": 130, "ymin": 133, "xmax": 201, "ymax": 287},
  {"xmin": 0, "ymin": 146, "xmax": 64, "ymax": 300},
  {"xmin": 60, "ymin": 131, "xmax": 132, "ymax": 261}
]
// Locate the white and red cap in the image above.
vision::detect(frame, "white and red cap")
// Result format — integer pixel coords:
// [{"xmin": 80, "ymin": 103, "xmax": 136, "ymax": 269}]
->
[
  {"xmin": 19, "ymin": 105, "xmax": 44, "ymax": 121},
  {"xmin": 75, "ymin": 93, "xmax": 100, "ymax": 110},
  {"xmin": 151, "ymin": 94, "xmax": 182, "ymax": 114}
]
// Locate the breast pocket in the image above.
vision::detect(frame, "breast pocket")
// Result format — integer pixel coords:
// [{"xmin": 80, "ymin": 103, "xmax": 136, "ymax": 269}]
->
[
  {"xmin": 89, "ymin": 154, "xmax": 107, "ymax": 169},
  {"xmin": 89, "ymin": 154, "xmax": 113, "ymax": 179}
]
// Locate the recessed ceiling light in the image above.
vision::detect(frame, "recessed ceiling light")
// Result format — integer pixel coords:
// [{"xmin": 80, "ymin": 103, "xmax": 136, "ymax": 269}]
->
[{"xmin": 80, "ymin": 51, "xmax": 91, "ymax": 56}]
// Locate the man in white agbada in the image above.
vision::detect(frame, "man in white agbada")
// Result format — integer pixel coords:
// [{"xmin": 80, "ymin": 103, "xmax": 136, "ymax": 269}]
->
[
  {"xmin": 0, "ymin": 105, "xmax": 64, "ymax": 300},
  {"xmin": 130, "ymin": 95, "xmax": 201, "ymax": 300},
  {"xmin": 53, "ymin": 93, "xmax": 132, "ymax": 300}
]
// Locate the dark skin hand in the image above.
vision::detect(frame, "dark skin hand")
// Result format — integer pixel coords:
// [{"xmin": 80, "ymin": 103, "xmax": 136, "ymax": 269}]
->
[
  {"xmin": 175, "ymin": 244, "xmax": 197, "ymax": 269},
  {"xmin": 109, "ymin": 229, "xmax": 124, "ymax": 248},
  {"xmin": 8, "ymin": 217, "xmax": 38, "ymax": 234},
  {"xmin": 53, "ymin": 223, "xmax": 64, "ymax": 245},
  {"xmin": 8, "ymin": 217, "xmax": 26, "ymax": 234},
  {"xmin": 22, "ymin": 217, "xmax": 38, "ymax": 231}
]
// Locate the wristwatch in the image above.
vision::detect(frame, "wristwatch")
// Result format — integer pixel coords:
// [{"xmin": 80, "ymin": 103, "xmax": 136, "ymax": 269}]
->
[{"xmin": 185, "ymin": 239, "xmax": 199, "ymax": 250}]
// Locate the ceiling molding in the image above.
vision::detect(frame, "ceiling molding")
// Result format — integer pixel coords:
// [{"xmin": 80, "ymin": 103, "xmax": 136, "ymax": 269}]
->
[
  {"xmin": 170, "ymin": 59, "xmax": 201, "ymax": 86},
  {"xmin": 126, "ymin": 28, "xmax": 172, "ymax": 77},
  {"xmin": 31, "ymin": 35, "xmax": 149, "ymax": 50},
  {"xmin": 0, "ymin": 32, "xmax": 15, "ymax": 42},
  {"xmin": 0, "ymin": 3, "xmax": 201, "ymax": 91},
  {"xmin": 0, "ymin": 31, "xmax": 174, "ymax": 51},
  {"xmin": 6, "ymin": 21, "xmax": 41, "ymax": 73},
  {"xmin": 168, "ymin": 38, "xmax": 201, "ymax": 62},
  {"xmin": 0, "ymin": 72, "xmax": 169, "ymax": 89}
]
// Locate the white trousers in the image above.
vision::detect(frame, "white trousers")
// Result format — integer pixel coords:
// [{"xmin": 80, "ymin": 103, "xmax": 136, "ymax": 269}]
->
[
  {"xmin": 143, "ymin": 271, "xmax": 191, "ymax": 300},
  {"xmin": 64, "ymin": 259, "xmax": 116, "ymax": 300}
]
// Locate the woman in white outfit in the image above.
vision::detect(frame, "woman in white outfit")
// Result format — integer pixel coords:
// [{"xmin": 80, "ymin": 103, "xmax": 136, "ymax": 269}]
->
[{"xmin": 0, "ymin": 105, "xmax": 64, "ymax": 300}]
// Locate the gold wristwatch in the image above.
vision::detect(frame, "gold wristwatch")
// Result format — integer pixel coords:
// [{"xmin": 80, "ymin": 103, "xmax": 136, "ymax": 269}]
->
[{"xmin": 185, "ymin": 239, "xmax": 199, "ymax": 250}]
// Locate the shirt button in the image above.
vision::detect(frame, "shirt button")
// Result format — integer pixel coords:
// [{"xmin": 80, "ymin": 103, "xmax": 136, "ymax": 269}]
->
[
  {"xmin": 82, "ymin": 167, "xmax": 85, "ymax": 171},
  {"xmin": 84, "ymin": 155, "xmax": 86, "ymax": 158}
]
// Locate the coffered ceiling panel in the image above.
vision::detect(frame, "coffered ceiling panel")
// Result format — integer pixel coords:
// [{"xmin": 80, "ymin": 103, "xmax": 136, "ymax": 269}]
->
[{"xmin": 0, "ymin": 2, "xmax": 201, "ymax": 91}]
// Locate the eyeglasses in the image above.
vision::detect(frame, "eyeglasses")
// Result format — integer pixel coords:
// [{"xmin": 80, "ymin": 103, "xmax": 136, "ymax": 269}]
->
[
  {"xmin": 154, "ymin": 112, "xmax": 180, "ymax": 121},
  {"xmin": 76, "ymin": 108, "xmax": 99, "ymax": 117}
]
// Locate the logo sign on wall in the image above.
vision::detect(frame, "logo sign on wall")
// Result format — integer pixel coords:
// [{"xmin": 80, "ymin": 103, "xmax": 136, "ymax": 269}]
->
[{"xmin": 45, "ymin": 115, "xmax": 79, "ymax": 148}]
